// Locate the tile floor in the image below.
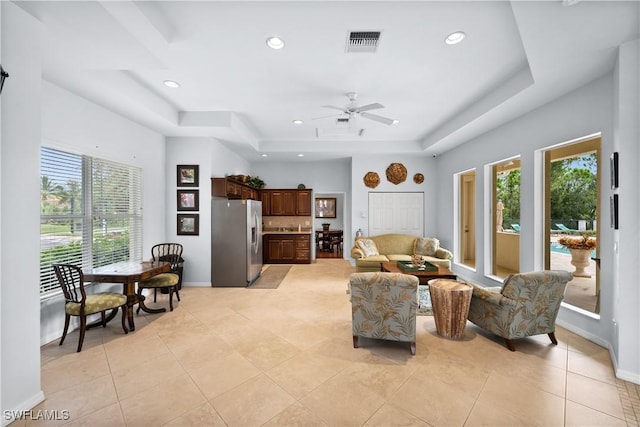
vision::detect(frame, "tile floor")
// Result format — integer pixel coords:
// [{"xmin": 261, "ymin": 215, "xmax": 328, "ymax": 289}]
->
[{"xmin": 17, "ymin": 260, "xmax": 639, "ymax": 426}]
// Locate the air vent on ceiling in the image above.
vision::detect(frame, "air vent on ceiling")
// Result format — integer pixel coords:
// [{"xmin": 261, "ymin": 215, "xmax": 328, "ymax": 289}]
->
[
  {"xmin": 336, "ymin": 117, "xmax": 350, "ymax": 125},
  {"xmin": 346, "ymin": 31, "xmax": 381, "ymax": 53}
]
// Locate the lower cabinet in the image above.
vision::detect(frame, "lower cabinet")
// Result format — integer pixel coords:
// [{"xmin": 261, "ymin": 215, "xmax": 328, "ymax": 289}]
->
[{"xmin": 264, "ymin": 234, "xmax": 311, "ymax": 264}]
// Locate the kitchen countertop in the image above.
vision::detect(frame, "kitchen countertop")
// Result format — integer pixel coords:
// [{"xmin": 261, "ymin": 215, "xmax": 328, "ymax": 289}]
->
[{"xmin": 262, "ymin": 230, "xmax": 313, "ymax": 235}]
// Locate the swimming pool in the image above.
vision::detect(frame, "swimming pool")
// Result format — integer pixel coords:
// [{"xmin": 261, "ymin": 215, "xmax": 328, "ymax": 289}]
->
[{"xmin": 550, "ymin": 242, "xmax": 596, "ymax": 257}]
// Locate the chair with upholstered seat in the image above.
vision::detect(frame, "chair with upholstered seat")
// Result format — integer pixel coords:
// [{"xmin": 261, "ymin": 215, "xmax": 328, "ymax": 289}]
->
[
  {"xmin": 137, "ymin": 243, "xmax": 183, "ymax": 313},
  {"xmin": 53, "ymin": 264, "xmax": 128, "ymax": 352},
  {"xmin": 349, "ymin": 272, "xmax": 419, "ymax": 355},
  {"xmin": 467, "ymin": 270, "xmax": 572, "ymax": 351}
]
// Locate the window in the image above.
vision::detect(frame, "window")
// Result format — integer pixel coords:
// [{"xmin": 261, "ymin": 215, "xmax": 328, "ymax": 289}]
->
[
  {"xmin": 458, "ymin": 170, "xmax": 476, "ymax": 269},
  {"xmin": 40, "ymin": 147, "xmax": 143, "ymax": 296},
  {"xmin": 544, "ymin": 136, "xmax": 600, "ymax": 314},
  {"xmin": 492, "ymin": 158, "xmax": 521, "ymax": 277}
]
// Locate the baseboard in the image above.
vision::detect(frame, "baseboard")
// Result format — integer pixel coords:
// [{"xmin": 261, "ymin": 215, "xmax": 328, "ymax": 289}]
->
[{"xmin": 2, "ymin": 390, "xmax": 45, "ymax": 427}]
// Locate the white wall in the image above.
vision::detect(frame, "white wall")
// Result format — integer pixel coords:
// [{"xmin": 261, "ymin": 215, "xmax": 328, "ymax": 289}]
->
[
  {"xmin": 1, "ymin": 2, "xmax": 45, "ymax": 420},
  {"xmin": 437, "ymin": 69, "xmax": 639, "ymax": 383},
  {"xmin": 612, "ymin": 39, "xmax": 639, "ymax": 382},
  {"xmin": 166, "ymin": 137, "xmax": 250, "ymax": 285}
]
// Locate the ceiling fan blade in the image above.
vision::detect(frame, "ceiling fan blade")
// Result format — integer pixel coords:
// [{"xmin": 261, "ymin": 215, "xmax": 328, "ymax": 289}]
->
[
  {"xmin": 355, "ymin": 102, "xmax": 384, "ymax": 113},
  {"xmin": 360, "ymin": 112, "xmax": 396, "ymax": 125},
  {"xmin": 322, "ymin": 105, "xmax": 346, "ymax": 112}
]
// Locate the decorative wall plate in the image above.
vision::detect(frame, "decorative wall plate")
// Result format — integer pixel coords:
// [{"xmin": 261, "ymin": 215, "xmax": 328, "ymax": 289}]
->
[
  {"xmin": 363, "ymin": 171, "xmax": 380, "ymax": 188},
  {"xmin": 413, "ymin": 173, "xmax": 424, "ymax": 184},
  {"xmin": 386, "ymin": 163, "xmax": 407, "ymax": 185}
]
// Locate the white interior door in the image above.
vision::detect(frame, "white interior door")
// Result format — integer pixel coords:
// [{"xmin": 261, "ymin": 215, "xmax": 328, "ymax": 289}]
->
[{"xmin": 368, "ymin": 192, "xmax": 424, "ymax": 236}]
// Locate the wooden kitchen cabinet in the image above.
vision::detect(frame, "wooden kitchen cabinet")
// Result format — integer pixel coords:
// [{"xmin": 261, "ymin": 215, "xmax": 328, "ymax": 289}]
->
[
  {"xmin": 260, "ymin": 189, "xmax": 312, "ymax": 216},
  {"xmin": 263, "ymin": 234, "xmax": 311, "ymax": 264},
  {"xmin": 211, "ymin": 178, "xmax": 258, "ymax": 200},
  {"xmin": 296, "ymin": 190, "xmax": 312, "ymax": 215}
]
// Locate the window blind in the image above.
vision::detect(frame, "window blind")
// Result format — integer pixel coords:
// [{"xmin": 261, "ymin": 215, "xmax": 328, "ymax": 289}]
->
[{"xmin": 40, "ymin": 147, "xmax": 143, "ymax": 296}]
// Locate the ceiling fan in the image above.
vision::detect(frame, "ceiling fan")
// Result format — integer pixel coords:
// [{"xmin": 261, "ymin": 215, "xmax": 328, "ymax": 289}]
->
[{"xmin": 316, "ymin": 92, "xmax": 398, "ymax": 125}]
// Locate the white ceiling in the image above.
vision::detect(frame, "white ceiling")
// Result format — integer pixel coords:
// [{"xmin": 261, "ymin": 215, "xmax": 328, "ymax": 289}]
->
[{"xmin": 16, "ymin": 0, "xmax": 639, "ymax": 162}]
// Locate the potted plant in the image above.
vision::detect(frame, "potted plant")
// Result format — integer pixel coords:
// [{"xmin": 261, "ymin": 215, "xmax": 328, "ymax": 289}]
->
[
  {"xmin": 558, "ymin": 234, "xmax": 596, "ymax": 277},
  {"xmin": 246, "ymin": 176, "xmax": 266, "ymax": 189}
]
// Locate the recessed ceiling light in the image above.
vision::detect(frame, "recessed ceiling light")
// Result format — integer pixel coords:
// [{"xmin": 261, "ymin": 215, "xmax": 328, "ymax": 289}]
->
[
  {"xmin": 261, "ymin": 153, "xmax": 268, "ymax": 157},
  {"xmin": 392, "ymin": 119, "xmax": 400, "ymax": 125},
  {"xmin": 445, "ymin": 31, "xmax": 466, "ymax": 45},
  {"xmin": 292, "ymin": 119, "xmax": 303, "ymax": 125},
  {"xmin": 163, "ymin": 80, "xmax": 180, "ymax": 88},
  {"xmin": 297, "ymin": 154, "xmax": 304, "ymax": 157},
  {"xmin": 266, "ymin": 36, "xmax": 285, "ymax": 50}
]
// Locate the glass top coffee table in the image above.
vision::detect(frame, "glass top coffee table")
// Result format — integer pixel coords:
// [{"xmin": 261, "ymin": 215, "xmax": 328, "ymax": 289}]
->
[{"xmin": 380, "ymin": 261, "xmax": 457, "ymax": 284}]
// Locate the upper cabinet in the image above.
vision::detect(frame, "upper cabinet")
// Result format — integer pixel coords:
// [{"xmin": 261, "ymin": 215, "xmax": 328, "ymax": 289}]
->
[
  {"xmin": 211, "ymin": 178, "xmax": 259, "ymax": 200},
  {"xmin": 261, "ymin": 189, "xmax": 312, "ymax": 216}
]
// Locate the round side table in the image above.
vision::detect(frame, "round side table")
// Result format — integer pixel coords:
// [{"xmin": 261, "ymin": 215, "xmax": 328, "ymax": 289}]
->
[{"xmin": 428, "ymin": 279, "xmax": 473, "ymax": 339}]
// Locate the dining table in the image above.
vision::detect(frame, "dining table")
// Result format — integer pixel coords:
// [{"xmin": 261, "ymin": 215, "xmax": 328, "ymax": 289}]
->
[{"xmin": 83, "ymin": 260, "xmax": 170, "ymax": 331}]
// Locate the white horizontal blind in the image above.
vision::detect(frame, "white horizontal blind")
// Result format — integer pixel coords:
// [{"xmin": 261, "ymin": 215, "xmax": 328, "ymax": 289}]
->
[{"xmin": 40, "ymin": 147, "xmax": 143, "ymax": 295}]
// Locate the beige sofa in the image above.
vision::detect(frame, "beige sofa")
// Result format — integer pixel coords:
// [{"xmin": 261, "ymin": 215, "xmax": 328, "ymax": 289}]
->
[{"xmin": 350, "ymin": 234, "xmax": 453, "ymax": 272}]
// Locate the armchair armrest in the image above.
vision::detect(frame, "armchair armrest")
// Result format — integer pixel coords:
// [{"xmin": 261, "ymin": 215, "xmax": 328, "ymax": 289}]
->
[
  {"xmin": 470, "ymin": 285, "xmax": 517, "ymax": 307},
  {"xmin": 435, "ymin": 248, "xmax": 453, "ymax": 260}
]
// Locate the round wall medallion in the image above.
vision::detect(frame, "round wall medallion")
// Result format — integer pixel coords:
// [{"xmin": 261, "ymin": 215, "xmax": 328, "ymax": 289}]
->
[
  {"xmin": 413, "ymin": 173, "xmax": 424, "ymax": 184},
  {"xmin": 363, "ymin": 171, "xmax": 380, "ymax": 188},
  {"xmin": 297, "ymin": 183, "xmax": 306, "ymax": 189},
  {"xmin": 386, "ymin": 163, "xmax": 407, "ymax": 185}
]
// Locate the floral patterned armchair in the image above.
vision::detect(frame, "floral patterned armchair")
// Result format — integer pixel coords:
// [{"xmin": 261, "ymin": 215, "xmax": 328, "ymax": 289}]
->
[
  {"xmin": 467, "ymin": 270, "xmax": 573, "ymax": 351},
  {"xmin": 349, "ymin": 272, "xmax": 419, "ymax": 355}
]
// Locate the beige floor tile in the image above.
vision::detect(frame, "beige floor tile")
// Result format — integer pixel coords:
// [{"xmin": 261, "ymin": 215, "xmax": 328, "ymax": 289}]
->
[
  {"xmin": 169, "ymin": 331, "xmax": 235, "ymax": 371},
  {"xmin": 162, "ymin": 402, "xmax": 226, "ymax": 427},
  {"xmin": 568, "ymin": 348, "xmax": 617, "ymax": 384},
  {"xmin": 262, "ymin": 402, "xmax": 330, "ymax": 426},
  {"xmin": 266, "ymin": 351, "xmax": 350, "ymax": 399},
  {"xmin": 467, "ymin": 371, "xmax": 565, "ymax": 426},
  {"xmin": 566, "ymin": 372, "xmax": 625, "ymax": 419},
  {"xmin": 103, "ymin": 334, "xmax": 170, "ymax": 372},
  {"xmin": 119, "ymin": 374, "xmax": 207, "ymax": 426},
  {"xmin": 565, "ymin": 400, "xmax": 627, "ymax": 426},
  {"xmin": 64, "ymin": 402, "xmax": 125, "ymax": 427},
  {"xmin": 230, "ymin": 328, "xmax": 302, "ymax": 371},
  {"xmin": 186, "ymin": 351, "xmax": 261, "ymax": 401},
  {"xmin": 364, "ymin": 403, "xmax": 431, "ymax": 427},
  {"xmin": 110, "ymin": 351, "xmax": 187, "ymax": 400},
  {"xmin": 299, "ymin": 373, "xmax": 386, "ymax": 426},
  {"xmin": 28, "ymin": 375, "xmax": 119, "ymax": 426},
  {"xmin": 211, "ymin": 374, "xmax": 296, "ymax": 426},
  {"xmin": 40, "ymin": 345, "xmax": 110, "ymax": 394}
]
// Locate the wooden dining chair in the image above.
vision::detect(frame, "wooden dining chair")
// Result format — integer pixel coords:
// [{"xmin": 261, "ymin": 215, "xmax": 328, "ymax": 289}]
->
[
  {"xmin": 53, "ymin": 264, "xmax": 128, "ymax": 352},
  {"xmin": 137, "ymin": 243, "xmax": 183, "ymax": 313}
]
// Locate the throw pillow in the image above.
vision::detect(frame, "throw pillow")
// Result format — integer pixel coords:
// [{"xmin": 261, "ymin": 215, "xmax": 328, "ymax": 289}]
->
[
  {"xmin": 414, "ymin": 237, "xmax": 439, "ymax": 257},
  {"xmin": 356, "ymin": 239, "xmax": 379, "ymax": 257}
]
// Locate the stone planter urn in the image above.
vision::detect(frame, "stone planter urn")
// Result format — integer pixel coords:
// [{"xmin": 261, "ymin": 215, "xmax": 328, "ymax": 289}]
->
[{"xmin": 568, "ymin": 248, "xmax": 592, "ymax": 278}]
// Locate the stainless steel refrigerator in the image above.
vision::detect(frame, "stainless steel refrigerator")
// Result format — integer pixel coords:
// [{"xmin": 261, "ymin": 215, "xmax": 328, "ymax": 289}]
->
[{"xmin": 211, "ymin": 199, "xmax": 262, "ymax": 287}]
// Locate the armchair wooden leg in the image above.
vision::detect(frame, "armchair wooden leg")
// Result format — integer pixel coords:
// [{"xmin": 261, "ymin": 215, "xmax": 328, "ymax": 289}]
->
[
  {"xmin": 548, "ymin": 332, "xmax": 558, "ymax": 345},
  {"xmin": 59, "ymin": 314, "xmax": 71, "ymax": 346},
  {"xmin": 120, "ymin": 306, "xmax": 129, "ymax": 334},
  {"xmin": 353, "ymin": 336, "xmax": 359, "ymax": 348},
  {"xmin": 410, "ymin": 342, "xmax": 416, "ymax": 356},
  {"xmin": 504, "ymin": 338, "xmax": 516, "ymax": 352},
  {"xmin": 77, "ymin": 315, "xmax": 87, "ymax": 352}
]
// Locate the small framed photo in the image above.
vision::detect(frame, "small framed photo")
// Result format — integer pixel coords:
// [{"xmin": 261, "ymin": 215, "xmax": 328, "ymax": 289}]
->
[
  {"xmin": 315, "ymin": 197, "xmax": 336, "ymax": 218},
  {"xmin": 177, "ymin": 165, "xmax": 199, "ymax": 187},
  {"xmin": 610, "ymin": 152, "xmax": 619, "ymax": 189},
  {"xmin": 177, "ymin": 190, "xmax": 199, "ymax": 211},
  {"xmin": 177, "ymin": 214, "xmax": 199, "ymax": 235},
  {"xmin": 610, "ymin": 194, "xmax": 619, "ymax": 229}
]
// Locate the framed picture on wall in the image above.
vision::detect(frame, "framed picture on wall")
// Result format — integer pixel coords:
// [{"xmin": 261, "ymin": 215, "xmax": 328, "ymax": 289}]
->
[
  {"xmin": 177, "ymin": 189, "xmax": 199, "ymax": 211},
  {"xmin": 315, "ymin": 197, "xmax": 336, "ymax": 218},
  {"xmin": 177, "ymin": 214, "xmax": 199, "ymax": 235},
  {"xmin": 177, "ymin": 165, "xmax": 199, "ymax": 187}
]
